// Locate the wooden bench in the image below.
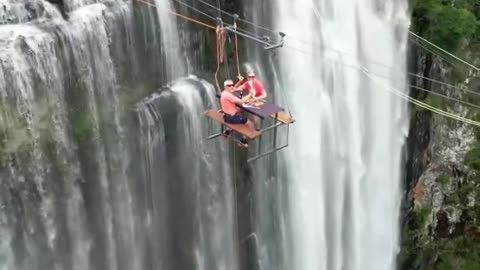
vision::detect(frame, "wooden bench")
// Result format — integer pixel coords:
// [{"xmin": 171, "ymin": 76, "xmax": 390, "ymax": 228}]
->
[
  {"xmin": 205, "ymin": 110, "xmax": 261, "ymax": 140},
  {"xmin": 274, "ymin": 112, "xmax": 295, "ymax": 124}
]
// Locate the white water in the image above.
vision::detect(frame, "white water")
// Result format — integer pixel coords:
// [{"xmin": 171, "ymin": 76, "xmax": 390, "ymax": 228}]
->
[
  {"xmin": 134, "ymin": 77, "xmax": 239, "ymax": 270},
  {"xmin": 0, "ymin": 1, "xmax": 239, "ymax": 269},
  {"xmin": 154, "ymin": 0, "xmax": 186, "ymax": 79},
  {"xmin": 169, "ymin": 77, "xmax": 238, "ymax": 270},
  {"xmin": 271, "ymin": 0, "xmax": 410, "ymax": 269}
]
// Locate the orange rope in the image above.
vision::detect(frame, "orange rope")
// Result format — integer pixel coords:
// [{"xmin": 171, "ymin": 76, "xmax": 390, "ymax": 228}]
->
[
  {"xmin": 136, "ymin": 0, "xmax": 216, "ymax": 30},
  {"xmin": 136, "ymin": 0, "xmax": 228, "ymax": 92},
  {"xmin": 234, "ymin": 21, "xmax": 241, "ymax": 76},
  {"xmin": 214, "ymin": 26, "xmax": 222, "ymax": 92},
  {"xmin": 214, "ymin": 27, "xmax": 227, "ymax": 93}
]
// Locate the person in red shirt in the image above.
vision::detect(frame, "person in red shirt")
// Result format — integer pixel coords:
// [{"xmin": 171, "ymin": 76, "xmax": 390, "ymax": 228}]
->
[
  {"xmin": 220, "ymin": 79, "xmax": 255, "ymax": 146},
  {"xmin": 234, "ymin": 71, "xmax": 267, "ymax": 101},
  {"xmin": 233, "ymin": 71, "xmax": 266, "ymax": 129}
]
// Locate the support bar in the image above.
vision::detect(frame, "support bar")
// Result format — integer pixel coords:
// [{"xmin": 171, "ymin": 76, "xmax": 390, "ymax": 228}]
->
[
  {"xmin": 247, "ymin": 144, "xmax": 289, "ymax": 163},
  {"xmin": 208, "ymin": 132, "xmax": 224, "ymax": 140},
  {"xmin": 224, "ymin": 26, "xmax": 284, "ymax": 50},
  {"xmin": 260, "ymin": 122, "xmax": 284, "ymax": 133},
  {"xmin": 264, "ymin": 43, "xmax": 284, "ymax": 50}
]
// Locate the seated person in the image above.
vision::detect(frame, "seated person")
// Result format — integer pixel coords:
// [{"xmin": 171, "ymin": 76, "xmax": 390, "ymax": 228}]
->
[
  {"xmin": 234, "ymin": 71, "xmax": 267, "ymax": 102},
  {"xmin": 220, "ymin": 79, "xmax": 255, "ymax": 146}
]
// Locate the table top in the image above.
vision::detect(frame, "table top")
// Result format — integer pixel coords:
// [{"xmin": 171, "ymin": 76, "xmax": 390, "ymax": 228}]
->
[
  {"xmin": 240, "ymin": 101, "xmax": 283, "ymax": 118},
  {"xmin": 217, "ymin": 90, "xmax": 284, "ymax": 119}
]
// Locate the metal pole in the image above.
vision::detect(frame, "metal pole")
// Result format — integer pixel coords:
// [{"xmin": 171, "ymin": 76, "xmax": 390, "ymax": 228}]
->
[
  {"xmin": 247, "ymin": 144, "xmax": 289, "ymax": 163},
  {"xmin": 272, "ymin": 113, "xmax": 278, "ymax": 149},
  {"xmin": 224, "ymin": 26, "xmax": 283, "ymax": 50},
  {"xmin": 257, "ymin": 118, "xmax": 263, "ymax": 157},
  {"xmin": 260, "ymin": 122, "xmax": 284, "ymax": 133},
  {"xmin": 208, "ymin": 133, "xmax": 224, "ymax": 140}
]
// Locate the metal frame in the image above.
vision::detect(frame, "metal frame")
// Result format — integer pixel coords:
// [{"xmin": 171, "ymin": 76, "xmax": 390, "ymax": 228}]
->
[
  {"xmin": 247, "ymin": 112, "xmax": 290, "ymax": 162},
  {"xmin": 223, "ymin": 26, "xmax": 285, "ymax": 50},
  {"xmin": 206, "ymin": 111, "xmax": 290, "ymax": 163},
  {"xmin": 207, "ymin": 17, "xmax": 288, "ymax": 161},
  {"xmin": 218, "ymin": 16, "xmax": 285, "ymax": 51}
]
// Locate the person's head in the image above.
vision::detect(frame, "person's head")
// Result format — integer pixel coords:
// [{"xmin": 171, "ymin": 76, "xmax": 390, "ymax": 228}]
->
[
  {"xmin": 247, "ymin": 71, "xmax": 256, "ymax": 80},
  {"xmin": 224, "ymin": 79, "xmax": 234, "ymax": 91}
]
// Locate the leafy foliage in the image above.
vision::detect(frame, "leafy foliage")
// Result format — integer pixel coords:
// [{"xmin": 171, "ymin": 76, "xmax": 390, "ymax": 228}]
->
[
  {"xmin": 464, "ymin": 143, "xmax": 480, "ymax": 170},
  {"xmin": 411, "ymin": 0, "xmax": 478, "ymax": 53},
  {"xmin": 73, "ymin": 113, "xmax": 93, "ymax": 141},
  {"xmin": 401, "ymin": 2, "xmax": 480, "ymax": 269}
]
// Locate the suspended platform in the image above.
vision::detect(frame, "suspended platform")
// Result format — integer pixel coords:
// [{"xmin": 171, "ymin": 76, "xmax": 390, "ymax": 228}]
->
[
  {"xmin": 205, "ymin": 110, "xmax": 261, "ymax": 140},
  {"xmin": 205, "ymin": 93, "xmax": 294, "ymax": 163}
]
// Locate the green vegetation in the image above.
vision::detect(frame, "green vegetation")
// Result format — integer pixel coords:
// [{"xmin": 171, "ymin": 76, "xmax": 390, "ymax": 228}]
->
[
  {"xmin": 399, "ymin": 205, "xmax": 434, "ymax": 269},
  {"xmin": 400, "ymin": 143, "xmax": 480, "ymax": 268},
  {"xmin": 464, "ymin": 143, "xmax": 480, "ymax": 170},
  {"xmin": 436, "ymin": 174, "xmax": 450, "ymax": 187},
  {"xmin": 73, "ymin": 113, "xmax": 93, "ymax": 141},
  {"xmin": 415, "ymin": 94, "xmax": 443, "ymax": 112},
  {"xmin": 404, "ymin": 3, "xmax": 480, "ymax": 265},
  {"xmin": 400, "ymin": 203, "xmax": 480, "ymax": 269},
  {"xmin": 411, "ymin": 0, "xmax": 478, "ymax": 53},
  {"xmin": 410, "ymin": 0, "xmax": 480, "ymax": 111},
  {"xmin": 435, "ymin": 238, "xmax": 480, "ymax": 270}
]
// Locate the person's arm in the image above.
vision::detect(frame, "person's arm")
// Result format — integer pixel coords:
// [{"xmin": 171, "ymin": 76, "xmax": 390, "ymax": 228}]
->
[
  {"xmin": 255, "ymin": 91, "xmax": 267, "ymax": 100},
  {"xmin": 233, "ymin": 75, "xmax": 245, "ymax": 90},
  {"xmin": 252, "ymin": 81, "xmax": 267, "ymax": 100},
  {"xmin": 227, "ymin": 92, "xmax": 247, "ymax": 105},
  {"xmin": 249, "ymin": 89, "xmax": 257, "ymax": 100}
]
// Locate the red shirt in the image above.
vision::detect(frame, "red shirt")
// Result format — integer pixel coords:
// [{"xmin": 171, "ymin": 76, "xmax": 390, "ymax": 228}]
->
[
  {"xmin": 220, "ymin": 90, "xmax": 241, "ymax": 115},
  {"xmin": 243, "ymin": 79, "xmax": 265, "ymax": 98}
]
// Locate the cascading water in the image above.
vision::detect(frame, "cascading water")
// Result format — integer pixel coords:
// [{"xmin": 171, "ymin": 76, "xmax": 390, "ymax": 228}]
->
[
  {"xmin": 257, "ymin": 0, "xmax": 411, "ymax": 269},
  {"xmin": 0, "ymin": 3, "xmax": 143, "ymax": 269},
  {"xmin": 134, "ymin": 76, "xmax": 238, "ymax": 270},
  {"xmin": 154, "ymin": 0, "xmax": 186, "ymax": 79},
  {"xmin": 0, "ymin": 1, "xmax": 237, "ymax": 270},
  {"xmin": 242, "ymin": 0, "xmax": 410, "ymax": 269}
]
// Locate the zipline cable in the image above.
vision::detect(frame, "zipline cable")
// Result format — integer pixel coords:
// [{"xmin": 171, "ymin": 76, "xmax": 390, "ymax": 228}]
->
[
  {"xmin": 192, "ymin": 0, "xmax": 480, "ymax": 83},
  {"xmin": 410, "ymin": 31, "xmax": 480, "ymax": 72},
  {"xmin": 135, "ymin": 0, "xmax": 480, "ymax": 127},
  {"xmin": 137, "ymin": 0, "xmax": 217, "ymax": 30}
]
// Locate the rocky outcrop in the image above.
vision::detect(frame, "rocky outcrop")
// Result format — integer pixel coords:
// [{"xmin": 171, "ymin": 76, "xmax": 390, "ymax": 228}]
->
[{"xmin": 401, "ymin": 39, "xmax": 480, "ymax": 269}]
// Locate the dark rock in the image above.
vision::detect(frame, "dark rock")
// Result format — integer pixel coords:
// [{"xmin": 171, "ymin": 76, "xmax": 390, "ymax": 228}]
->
[{"xmin": 45, "ymin": 0, "xmax": 68, "ymax": 20}]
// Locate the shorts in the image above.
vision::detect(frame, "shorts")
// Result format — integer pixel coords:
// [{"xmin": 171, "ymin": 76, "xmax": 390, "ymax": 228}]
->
[{"xmin": 224, "ymin": 113, "xmax": 247, "ymax": 124}]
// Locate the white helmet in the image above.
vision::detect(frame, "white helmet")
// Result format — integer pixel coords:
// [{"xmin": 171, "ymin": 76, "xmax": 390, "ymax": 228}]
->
[{"xmin": 224, "ymin": 79, "xmax": 234, "ymax": 87}]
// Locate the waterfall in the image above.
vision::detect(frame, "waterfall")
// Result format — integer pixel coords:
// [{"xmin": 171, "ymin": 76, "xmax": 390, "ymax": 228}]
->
[
  {"xmin": 269, "ymin": 0, "xmax": 410, "ymax": 269},
  {"xmin": 241, "ymin": 0, "xmax": 410, "ymax": 269},
  {"xmin": 135, "ymin": 76, "xmax": 238, "ymax": 270},
  {"xmin": 0, "ymin": 3, "xmax": 142, "ymax": 269},
  {"xmin": 154, "ymin": 0, "xmax": 186, "ymax": 79},
  {"xmin": 0, "ymin": 1, "xmax": 237, "ymax": 270}
]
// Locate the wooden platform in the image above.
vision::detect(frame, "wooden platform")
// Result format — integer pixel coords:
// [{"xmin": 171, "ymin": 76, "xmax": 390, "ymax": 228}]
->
[
  {"xmin": 205, "ymin": 110, "xmax": 261, "ymax": 140},
  {"xmin": 274, "ymin": 112, "xmax": 295, "ymax": 124}
]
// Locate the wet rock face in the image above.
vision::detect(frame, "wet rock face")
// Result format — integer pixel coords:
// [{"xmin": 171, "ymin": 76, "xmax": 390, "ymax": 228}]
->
[
  {"xmin": 401, "ymin": 41, "xmax": 480, "ymax": 267},
  {"xmin": 0, "ymin": 0, "xmax": 45, "ymax": 24},
  {"xmin": 406, "ymin": 110, "xmax": 432, "ymax": 194},
  {"xmin": 45, "ymin": 0, "xmax": 67, "ymax": 19}
]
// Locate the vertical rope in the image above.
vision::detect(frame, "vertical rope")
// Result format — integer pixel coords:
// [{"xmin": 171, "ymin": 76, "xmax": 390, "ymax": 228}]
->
[
  {"xmin": 216, "ymin": 0, "xmax": 221, "ymax": 18},
  {"xmin": 233, "ymin": 17, "xmax": 241, "ymax": 77},
  {"xmin": 214, "ymin": 26, "xmax": 226, "ymax": 93},
  {"xmin": 214, "ymin": 26, "xmax": 222, "ymax": 93},
  {"xmin": 223, "ymin": 33, "xmax": 231, "ymax": 79}
]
